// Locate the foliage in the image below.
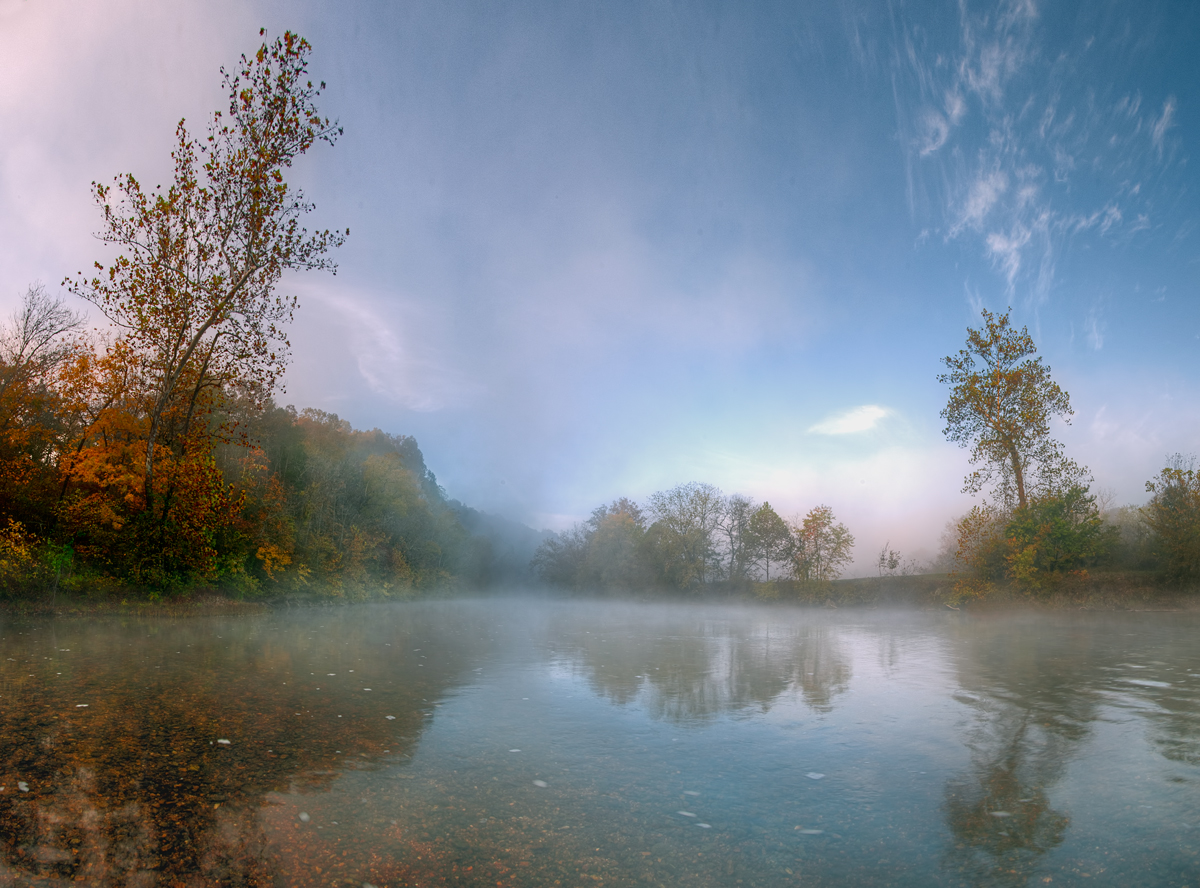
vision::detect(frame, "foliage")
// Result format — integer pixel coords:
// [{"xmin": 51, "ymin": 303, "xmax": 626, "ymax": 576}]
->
[
  {"xmin": 939, "ymin": 308, "xmax": 1086, "ymax": 509},
  {"xmin": 532, "ymin": 488, "xmax": 860, "ymax": 595},
  {"xmin": 949, "ymin": 505, "xmax": 1008, "ymax": 601},
  {"xmin": 789, "ymin": 505, "xmax": 855, "ymax": 584},
  {"xmin": 0, "ymin": 517, "xmax": 34, "ymax": 593},
  {"xmin": 748, "ymin": 501, "xmax": 791, "ymax": 580},
  {"xmin": 239, "ymin": 407, "xmax": 471, "ymax": 595},
  {"xmin": 1101, "ymin": 503, "xmax": 1156, "ymax": 571},
  {"xmin": 66, "ymin": 30, "xmax": 345, "ymax": 552},
  {"xmin": 644, "ymin": 482, "xmax": 726, "ymax": 590},
  {"xmin": 0, "ymin": 286, "xmax": 86, "ymax": 535},
  {"xmin": 948, "ymin": 487, "xmax": 1116, "ymax": 599},
  {"xmin": 1142, "ymin": 455, "xmax": 1200, "ymax": 583},
  {"xmin": 530, "ymin": 498, "xmax": 649, "ymax": 593},
  {"xmin": 0, "ymin": 35, "xmax": 522, "ymax": 601},
  {"xmin": 1002, "ymin": 486, "xmax": 1116, "ymax": 593}
]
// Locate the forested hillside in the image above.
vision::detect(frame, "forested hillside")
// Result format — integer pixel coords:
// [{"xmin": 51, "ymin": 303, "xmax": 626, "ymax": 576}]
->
[{"xmin": 0, "ymin": 33, "xmax": 524, "ymax": 600}]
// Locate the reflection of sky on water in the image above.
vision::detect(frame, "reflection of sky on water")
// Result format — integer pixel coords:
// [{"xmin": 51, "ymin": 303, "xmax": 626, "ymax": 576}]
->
[{"xmin": 1, "ymin": 601, "xmax": 1198, "ymax": 885}]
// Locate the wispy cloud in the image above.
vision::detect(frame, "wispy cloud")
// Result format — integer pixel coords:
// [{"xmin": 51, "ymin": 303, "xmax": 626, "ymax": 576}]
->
[
  {"xmin": 917, "ymin": 109, "xmax": 951, "ymax": 156},
  {"xmin": 1084, "ymin": 309, "xmax": 1105, "ymax": 351},
  {"xmin": 809, "ymin": 405, "xmax": 891, "ymax": 435},
  {"xmin": 986, "ymin": 225, "xmax": 1030, "ymax": 287},
  {"xmin": 887, "ymin": 0, "xmax": 1189, "ymax": 311},
  {"xmin": 1151, "ymin": 96, "xmax": 1176, "ymax": 158},
  {"xmin": 956, "ymin": 168, "xmax": 1008, "ymax": 233}
]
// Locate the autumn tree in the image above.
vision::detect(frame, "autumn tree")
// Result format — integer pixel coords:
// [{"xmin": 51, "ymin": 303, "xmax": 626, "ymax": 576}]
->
[
  {"xmin": 790, "ymin": 505, "xmax": 854, "ymax": 583},
  {"xmin": 0, "ymin": 286, "xmax": 85, "ymax": 531},
  {"xmin": 67, "ymin": 31, "xmax": 346, "ymax": 524},
  {"xmin": 939, "ymin": 309, "xmax": 1085, "ymax": 510},
  {"xmin": 581, "ymin": 498, "xmax": 648, "ymax": 590},
  {"xmin": 1142, "ymin": 454, "xmax": 1200, "ymax": 582}
]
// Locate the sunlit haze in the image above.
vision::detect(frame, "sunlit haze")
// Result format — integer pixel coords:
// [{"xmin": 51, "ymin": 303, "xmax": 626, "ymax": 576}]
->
[{"xmin": 2, "ymin": 0, "xmax": 1197, "ymax": 572}]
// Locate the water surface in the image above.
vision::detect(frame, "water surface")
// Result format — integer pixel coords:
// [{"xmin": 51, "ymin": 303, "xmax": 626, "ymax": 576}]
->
[{"xmin": 1, "ymin": 599, "xmax": 1198, "ymax": 886}]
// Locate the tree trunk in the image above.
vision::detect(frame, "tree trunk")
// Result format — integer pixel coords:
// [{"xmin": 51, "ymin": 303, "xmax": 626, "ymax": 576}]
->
[{"xmin": 1009, "ymin": 445, "xmax": 1027, "ymax": 508}]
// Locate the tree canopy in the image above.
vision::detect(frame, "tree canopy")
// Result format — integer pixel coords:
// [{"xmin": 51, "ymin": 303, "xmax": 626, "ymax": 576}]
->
[
  {"xmin": 939, "ymin": 308, "xmax": 1085, "ymax": 510},
  {"xmin": 68, "ymin": 31, "xmax": 347, "ymax": 522}
]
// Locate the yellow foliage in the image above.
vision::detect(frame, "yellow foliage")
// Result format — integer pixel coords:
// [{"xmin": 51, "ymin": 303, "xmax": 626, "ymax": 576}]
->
[
  {"xmin": 255, "ymin": 543, "xmax": 293, "ymax": 580},
  {"xmin": 0, "ymin": 518, "xmax": 32, "ymax": 580}
]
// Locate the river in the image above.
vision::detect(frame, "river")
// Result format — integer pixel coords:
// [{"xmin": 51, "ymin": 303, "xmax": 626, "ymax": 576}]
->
[{"xmin": 1, "ymin": 599, "xmax": 1197, "ymax": 886}]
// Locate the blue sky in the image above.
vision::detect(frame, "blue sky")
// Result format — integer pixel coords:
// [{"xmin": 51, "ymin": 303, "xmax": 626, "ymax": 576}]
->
[{"xmin": 1, "ymin": 1, "xmax": 1197, "ymax": 570}]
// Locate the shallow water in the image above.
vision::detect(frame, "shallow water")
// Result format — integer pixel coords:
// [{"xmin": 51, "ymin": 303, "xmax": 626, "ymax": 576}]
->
[{"xmin": 1, "ymin": 599, "xmax": 1198, "ymax": 886}]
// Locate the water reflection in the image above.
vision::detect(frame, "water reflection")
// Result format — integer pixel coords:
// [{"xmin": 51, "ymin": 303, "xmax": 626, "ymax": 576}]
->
[
  {"xmin": 0, "ymin": 602, "xmax": 1196, "ymax": 886},
  {"xmin": 942, "ymin": 714, "xmax": 1072, "ymax": 885},
  {"xmin": 941, "ymin": 613, "xmax": 1200, "ymax": 885},
  {"xmin": 549, "ymin": 605, "xmax": 852, "ymax": 720},
  {"xmin": 0, "ymin": 607, "xmax": 487, "ymax": 885}
]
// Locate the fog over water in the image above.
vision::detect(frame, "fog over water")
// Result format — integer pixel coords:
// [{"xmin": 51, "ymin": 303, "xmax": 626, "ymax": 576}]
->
[
  {"xmin": 2, "ymin": 599, "xmax": 1198, "ymax": 885},
  {"xmin": 2, "ymin": 2, "xmax": 1199, "ymax": 570}
]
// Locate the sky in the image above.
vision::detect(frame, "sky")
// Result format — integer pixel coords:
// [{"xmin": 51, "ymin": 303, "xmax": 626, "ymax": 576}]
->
[{"xmin": 1, "ymin": 0, "xmax": 1198, "ymax": 572}]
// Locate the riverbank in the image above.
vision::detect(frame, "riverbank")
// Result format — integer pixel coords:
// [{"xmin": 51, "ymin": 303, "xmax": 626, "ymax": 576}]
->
[
  {"xmin": 820, "ymin": 571, "xmax": 1200, "ymax": 611},
  {"xmin": 2, "ymin": 571, "xmax": 1197, "ymax": 617}
]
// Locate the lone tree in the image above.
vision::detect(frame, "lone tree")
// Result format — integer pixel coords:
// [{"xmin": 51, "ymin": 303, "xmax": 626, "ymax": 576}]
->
[
  {"xmin": 939, "ymin": 308, "xmax": 1085, "ymax": 510},
  {"xmin": 68, "ymin": 30, "xmax": 346, "ymax": 519}
]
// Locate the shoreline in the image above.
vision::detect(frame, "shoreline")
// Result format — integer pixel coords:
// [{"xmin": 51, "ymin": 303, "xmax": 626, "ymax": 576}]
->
[{"xmin": 2, "ymin": 572, "xmax": 1198, "ymax": 618}]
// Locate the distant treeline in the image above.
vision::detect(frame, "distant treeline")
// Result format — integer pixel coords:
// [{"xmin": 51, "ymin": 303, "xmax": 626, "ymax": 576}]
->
[{"xmin": 532, "ymin": 483, "xmax": 855, "ymax": 595}]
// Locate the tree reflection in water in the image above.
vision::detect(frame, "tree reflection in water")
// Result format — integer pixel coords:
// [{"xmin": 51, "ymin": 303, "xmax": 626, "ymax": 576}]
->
[
  {"xmin": 0, "ymin": 603, "xmax": 1196, "ymax": 886},
  {"xmin": 551, "ymin": 605, "xmax": 852, "ymax": 721},
  {"xmin": 940, "ymin": 615, "xmax": 1119, "ymax": 884},
  {"xmin": 942, "ymin": 715, "xmax": 1071, "ymax": 886},
  {"xmin": 0, "ymin": 608, "xmax": 483, "ymax": 886}
]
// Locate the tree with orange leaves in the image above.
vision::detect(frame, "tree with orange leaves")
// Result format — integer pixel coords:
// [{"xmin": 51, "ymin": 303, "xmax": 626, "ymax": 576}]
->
[
  {"xmin": 67, "ymin": 30, "xmax": 346, "ymax": 526},
  {"xmin": 0, "ymin": 286, "xmax": 85, "ymax": 531}
]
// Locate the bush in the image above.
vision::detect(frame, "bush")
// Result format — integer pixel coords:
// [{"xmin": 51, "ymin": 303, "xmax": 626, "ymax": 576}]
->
[
  {"xmin": 950, "ymin": 486, "xmax": 1116, "ymax": 598},
  {"xmin": 1143, "ymin": 455, "xmax": 1200, "ymax": 583}
]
